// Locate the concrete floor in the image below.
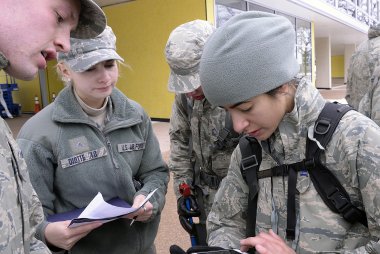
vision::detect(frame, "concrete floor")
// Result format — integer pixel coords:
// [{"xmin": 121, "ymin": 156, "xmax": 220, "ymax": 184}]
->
[{"xmin": 3, "ymin": 83, "xmax": 346, "ymax": 253}]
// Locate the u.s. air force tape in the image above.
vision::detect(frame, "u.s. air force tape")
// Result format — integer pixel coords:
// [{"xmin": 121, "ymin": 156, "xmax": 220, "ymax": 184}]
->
[
  {"xmin": 117, "ymin": 142, "xmax": 146, "ymax": 153},
  {"xmin": 61, "ymin": 147, "xmax": 107, "ymax": 169}
]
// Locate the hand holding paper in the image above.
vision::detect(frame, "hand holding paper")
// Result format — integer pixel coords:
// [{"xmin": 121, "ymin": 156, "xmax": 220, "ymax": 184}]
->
[{"xmin": 47, "ymin": 189, "xmax": 158, "ymax": 228}]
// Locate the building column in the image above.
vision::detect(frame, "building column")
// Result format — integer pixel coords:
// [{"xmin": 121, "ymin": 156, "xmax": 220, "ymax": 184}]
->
[
  {"xmin": 344, "ymin": 44, "xmax": 356, "ymax": 84},
  {"xmin": 315, "ymin": 37, "xmax": 332, "ymax": 89}
]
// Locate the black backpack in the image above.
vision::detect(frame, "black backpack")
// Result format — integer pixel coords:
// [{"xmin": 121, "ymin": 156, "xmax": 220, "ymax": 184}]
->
[{"xmin": 239, "ymin": 102, "xmax": 367, "ymax": 243}]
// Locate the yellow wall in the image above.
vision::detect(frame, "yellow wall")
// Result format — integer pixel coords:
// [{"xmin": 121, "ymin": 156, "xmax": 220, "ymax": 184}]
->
[
  {"xmin": 0, "ymin": 70, "xmax": 41, "ymax": 112},
  {"xmin": 12, "ymin": 0, "xmax": 208, "ymax": 117},
  {"xmin": 0, "ymin": 70, "xmax": 6, "ymax": 83},
  {"xmin": 103, "ymin": 0, "xmax": 208, "ymax": 119},
  {"xmin": 331, "ymin": 55, "xmax": 345, "ymax": 78}
]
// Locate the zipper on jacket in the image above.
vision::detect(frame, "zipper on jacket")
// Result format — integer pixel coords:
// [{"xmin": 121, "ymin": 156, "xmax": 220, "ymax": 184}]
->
[{"xmin": 105, "ymin": 136, "xmax": 120, "ymax": 169}]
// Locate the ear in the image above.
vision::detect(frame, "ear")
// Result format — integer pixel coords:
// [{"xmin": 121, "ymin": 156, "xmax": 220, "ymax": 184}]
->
[
  {"xmin": 277, "ymin": 84, "xmax": 289, "ymax": 94},
  {"xmin": 57, "ymin": 62, "xmax": 71, "ymax": 80}
]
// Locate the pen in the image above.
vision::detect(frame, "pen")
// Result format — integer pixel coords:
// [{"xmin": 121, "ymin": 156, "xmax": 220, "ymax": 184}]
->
[{"xmin": 130, "ymin": 216, "xmax": 138, "ymax": 226}]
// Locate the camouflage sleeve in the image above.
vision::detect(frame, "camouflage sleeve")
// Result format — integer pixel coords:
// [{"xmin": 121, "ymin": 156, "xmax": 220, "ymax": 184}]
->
[
  {"xmin": 207, "ymin": 147, "xmax": 248, "ymax": 249},
  {"xmin": 352, "ymin": 122, "xmax": 380, "ymax": 253},
  {"xmin": 359, "ymin": 66, "xmax": 380, "ymax": 127},
  {"xmin": 168, "ymin": 94, "xmax": 194, "ymax": 198},
  {"xmin": 346, "ymin": 44, "xmax": 371, "ymax": 110},
  {"xmin": 29, "ymin": 189, "xmax": 51, "ymax": 254}
]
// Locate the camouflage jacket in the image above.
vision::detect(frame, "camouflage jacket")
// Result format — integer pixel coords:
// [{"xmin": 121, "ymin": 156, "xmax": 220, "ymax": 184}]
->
[
  {"xmin": 358, "ymin": 65, "xmax": 380, "ymax": 126},
  {"xmin": 346, "ymin": 24, "xmax": 380, "ymax": 110},
  {"xmin": 208, "ymin": 79, "xmax": 380, "ymax": 253},
  {"xmin": 0, "ymin": 116, "xmax": 50, "ymax": 253},
  {"xmin": 168, "ymin": 94, "xmax": 237, "ymax": 213}
]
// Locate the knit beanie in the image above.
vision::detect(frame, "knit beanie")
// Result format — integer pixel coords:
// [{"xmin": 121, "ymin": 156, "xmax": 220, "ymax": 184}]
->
[{"xmin": 199, "ymin": 11, "xmax": 300, "ymax": 106}]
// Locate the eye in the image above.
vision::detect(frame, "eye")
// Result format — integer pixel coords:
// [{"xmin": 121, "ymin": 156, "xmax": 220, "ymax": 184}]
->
[
  {"xmin": 105, "ymin": 63, "xmax": 116, "ymax": 68},
  {"xmin": 105, "ymin": 61, "xmax": 116, "ymax": 68},
  {"xmin": 55, "ymin": 11, "xmax": 64, "ymax": 23},
  {"xmin": 85, "ymin": 67, "xmax": 95, "ymax": 72},
  {"xmin": 241, "ymin": 107, "xmax": 252, "ymax": 112}
]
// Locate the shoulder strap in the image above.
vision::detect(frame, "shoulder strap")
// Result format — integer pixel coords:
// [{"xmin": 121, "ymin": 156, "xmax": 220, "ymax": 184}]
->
[
  {"xmin": 214, "ymin": 112, "xmax": 241, "ymax": 151},
  {"xmin": 239, "ymin": 136, "xmax": 262, "ymax": 239},
  {"xmin": 306, "ymin": 101, "xmax": 368, "ymax": 227},
  {"xmin": 240, "ymin": 102, "xmax": 367, "ymax": 245}
]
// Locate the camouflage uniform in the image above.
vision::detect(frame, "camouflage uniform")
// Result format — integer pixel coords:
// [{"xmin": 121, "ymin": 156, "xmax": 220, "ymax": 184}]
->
[
  {"xmin": 0, "ymin": 1, "xmax": 105, "ymax": 252},
  {"xmin": 166, "ymin": 20, "xmax": 237, "ymax": 217},
  {"xmin": 358, "ymin": 65, "xmax": 380, "ymax": 126},
  {"xmin": 346, "ymin": 24, "xmax": 380, "ymax": 110},
  {"xmin": 169, "ymin": 95, "xmax": 237, "ymax": 215},
  {"xmin": 208, "ymin": 79, "xmax": 380, "ymax": 253},
  {"xmin": 0, "ymin": 54, "xmax": 50, "ymax": 253}
]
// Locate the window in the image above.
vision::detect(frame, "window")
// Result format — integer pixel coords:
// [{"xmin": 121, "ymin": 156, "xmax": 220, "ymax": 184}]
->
[{"xmin": 214, "ymin": 1, "xmax": 312, "ymax": 82}]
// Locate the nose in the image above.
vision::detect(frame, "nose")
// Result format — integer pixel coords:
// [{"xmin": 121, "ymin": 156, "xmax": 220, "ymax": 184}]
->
[
  {"xmin": 54, "ymin": 29, "xmax": 71, "ymax": 53},
  {"xmin": 230, "ymin": 111, "xmax": 249, "ymax": 134},
  {"xmin": 98, "ymin": 68, "xmax": 111, "ymax": 83}
]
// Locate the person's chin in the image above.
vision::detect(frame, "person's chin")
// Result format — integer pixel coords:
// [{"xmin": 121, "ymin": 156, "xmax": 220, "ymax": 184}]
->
[{"xmin": 5, "ymin": 65, "xmax": 37, "ymax": 81}]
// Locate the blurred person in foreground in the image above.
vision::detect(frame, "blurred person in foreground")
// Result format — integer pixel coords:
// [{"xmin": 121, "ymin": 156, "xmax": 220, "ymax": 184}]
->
[
  {"xmin": 0, "ymin": 0, "xmax": 106, "ymax": 252},
  {"xmin": 17, "ymin": 26, "xmax": 168, "ymax": 254}
]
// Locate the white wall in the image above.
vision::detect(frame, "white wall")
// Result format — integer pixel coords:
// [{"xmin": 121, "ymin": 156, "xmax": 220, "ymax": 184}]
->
[{"xmin": 315, "ymin": 37, "xmax": 332, "ymax": 88}]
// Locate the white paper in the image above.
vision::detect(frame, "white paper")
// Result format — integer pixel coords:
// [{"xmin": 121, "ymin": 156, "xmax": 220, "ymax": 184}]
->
[{"xmin": 68, "ymin": 188, "xmax": 157, "ymax": 228}]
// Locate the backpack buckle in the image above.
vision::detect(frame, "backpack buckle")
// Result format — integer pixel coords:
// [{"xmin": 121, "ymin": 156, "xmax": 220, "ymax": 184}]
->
[
  {"xmin": 241, "ymin": 154, "xmax": 258, "ymax": 172},
  {"xmin": 314, "ymin": 119, "xmax": 331, "ymax": 135}
]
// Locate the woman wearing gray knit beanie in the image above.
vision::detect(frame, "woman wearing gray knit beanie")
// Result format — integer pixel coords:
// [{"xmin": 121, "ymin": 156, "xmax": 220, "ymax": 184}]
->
[{"xmin": 200, "ymin": 11, "xmax": 380, "ymax": 254}]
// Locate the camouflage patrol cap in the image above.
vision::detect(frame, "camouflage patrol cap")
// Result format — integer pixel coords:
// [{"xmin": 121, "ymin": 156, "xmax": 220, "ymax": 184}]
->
[
  {"xmin": 58, "ymin": 26, "xmax": 124, "ymax": 72},
  {"xmin": 71, "ymin": 0, "xmax": 107, "ymax": 39},
  {"xmin": 165, "ymin": 20, "xmax": 215, "ymax": 93}
]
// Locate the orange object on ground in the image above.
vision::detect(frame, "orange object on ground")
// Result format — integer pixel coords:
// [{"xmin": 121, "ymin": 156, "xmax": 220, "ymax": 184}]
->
[{"xmin": 34, "ymin": 95, "xmax": 40, "ymax": 113}]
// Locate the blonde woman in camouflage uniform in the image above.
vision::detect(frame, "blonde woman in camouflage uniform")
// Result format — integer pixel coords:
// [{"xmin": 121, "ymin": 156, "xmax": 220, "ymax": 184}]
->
[
  {"xmin": 346, "ymin": 24, "xmax": 380, "ymax": 110},
  {"xmin": 17, "ymin": 26, "xmax": 169, "ymax": 254},
  {"xmin": 0, "ymin": 0, "xmax": 105, "ymax": 253},
  {"xmin": 165, "ymin": 20, "xmax": 239, "ymax": 244},
  {"xmin": 199, "ymin": 12, "xmax": 380, "ymax": 253}
]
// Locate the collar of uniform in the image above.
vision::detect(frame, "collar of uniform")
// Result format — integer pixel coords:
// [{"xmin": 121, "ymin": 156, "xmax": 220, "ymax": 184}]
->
[{"xmin": 0, "ymin": 51, "xmax": 9, "ymax": 70}]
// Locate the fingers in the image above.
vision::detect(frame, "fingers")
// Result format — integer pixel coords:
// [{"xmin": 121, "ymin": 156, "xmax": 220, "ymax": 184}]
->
[
  {"xmin": 45, "ymin": 221, "xmax": 102, "ymax": 250},
  {"xmin": 240, "ymin": 231, "xmax": 296, "ymax": 254},
  {"xmin": 126, "ymin": 194, "xmax": 153, "ymax": 223}
]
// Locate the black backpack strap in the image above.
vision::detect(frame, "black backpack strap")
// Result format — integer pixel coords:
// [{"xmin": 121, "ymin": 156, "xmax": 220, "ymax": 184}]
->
[
  {"xmin": 239, "ymin": 136, "xmax": 262, "ymax": 240},
  {"xmin": 286, "ymin": 165, "xmax": 298, "ymax": 240},
  {"xmin": 306, "ymin": 102, "xmax": 368, "ymax": 227},
  {"xmin": 214, "ymin": 112, "xmax": 241, "ymax": 151}
]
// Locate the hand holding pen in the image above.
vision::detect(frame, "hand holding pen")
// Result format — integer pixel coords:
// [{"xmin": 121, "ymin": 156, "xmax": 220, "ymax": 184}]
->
[{"xmin": 126, "ymin": 194, "xmax": 153, "ymax": 225}]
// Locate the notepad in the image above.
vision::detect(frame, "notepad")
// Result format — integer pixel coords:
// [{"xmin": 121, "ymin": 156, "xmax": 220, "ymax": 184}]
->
[{"xmin": 47, "ymin": 188, "xmax": 157, "ymax": 228}]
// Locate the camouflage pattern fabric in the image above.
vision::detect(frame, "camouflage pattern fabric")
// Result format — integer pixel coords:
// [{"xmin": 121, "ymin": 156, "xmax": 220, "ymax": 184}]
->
[
  {"xmin": 358, "ymin": 65, "xmax": 380, "ymax": 126},
  {"xmin": 168, "ymin": 95, "xmax": 237, "ymax": 216},
  {"xmin": 0, "ymin": 117, "xmax": 50, "ymax": 253},
  {"xmin": 165, "ymin": 20, "xmax": 215, "ymax": 94},
  {"xmin": 0, "ymin": 51, "xmax": 8, "ymax": 69},
  {"xmin": 346, "ymin": 24, "xmax": 380, "ymax": 110},
  {"xmin": 71, "ymin": 0, "xmax": 106, "ymax": 39},
  {"xmin": 58, "ymin": 26, "xmax": 123, "ymax": 72},
  {"xmin": 208, "ymin": 79, "xmax": 380, "ymax": 252}
]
